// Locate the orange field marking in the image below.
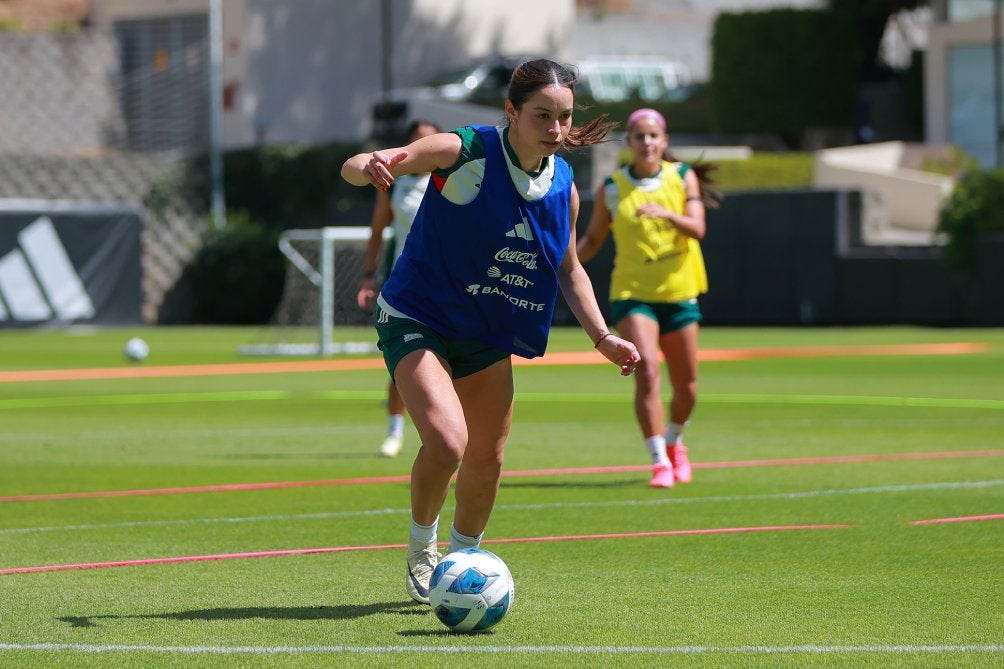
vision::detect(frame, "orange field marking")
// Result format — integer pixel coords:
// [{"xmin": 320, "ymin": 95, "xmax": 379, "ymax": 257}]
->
[{"xmin": 0, "ymin": 341, "xmax": 990, "ymax": 384}]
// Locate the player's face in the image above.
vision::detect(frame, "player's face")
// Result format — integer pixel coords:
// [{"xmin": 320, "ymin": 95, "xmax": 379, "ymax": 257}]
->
[
  {"xmin": 508, "ymin": 84, "xmax": 574, "ymax": 157},
  {"xmin": 627, "ymin": 118, "xmax": 668, "ymax": 165}
]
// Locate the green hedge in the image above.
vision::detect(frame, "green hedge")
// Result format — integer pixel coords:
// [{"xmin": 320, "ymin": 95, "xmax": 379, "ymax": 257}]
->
[
  {"xmin": 938, "ymin": 169, "xmax": 1004, "ymax": 273},
  {"xmin": 711, "ymin": 8, "xmax": 859, "ymax": 135},
  {"xmin": 185, "ymin": 142, "xmax": 375, "ymax": 232},
  {"xmin": 187, "ymin": 213, "xmax": 286, "ymax": 324}
]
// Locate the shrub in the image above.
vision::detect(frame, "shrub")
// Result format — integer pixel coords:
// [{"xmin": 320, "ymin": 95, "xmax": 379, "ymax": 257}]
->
[
  {"xmin": 188, "ymin": 212, "xmax": 286, "ymax": 324},
  {"xmin": 183, "ymin": 141, "xmax": 374, "ymax": 232},
  {"xmin": 711, "ymin": 8, "xmax": 859, "ymax": 135},
  {"xmin": 938, "ymin": 168, "xmax": 1004, "ymax": 272}
]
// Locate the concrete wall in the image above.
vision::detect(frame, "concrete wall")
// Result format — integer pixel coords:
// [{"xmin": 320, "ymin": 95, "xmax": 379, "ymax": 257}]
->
[
  {"xmin": 0, "ymin": 32, "xmax": 125, "ymax": 155},
  {"xmin": 92, "ymin": 0, "xmax": 575, "ymax": 147},
  {"xmin": 813, "ymin": 142, "xmax": 954, "ymax": 244},
  {"xmin": 236, "ymin": 0, "xmax": 573, "ymax": 145}
]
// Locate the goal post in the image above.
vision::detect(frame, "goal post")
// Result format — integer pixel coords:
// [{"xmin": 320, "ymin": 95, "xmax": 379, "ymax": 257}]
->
[{"xmin": 238, "ymin": 225, "xmax": 391, "ymax": 357}]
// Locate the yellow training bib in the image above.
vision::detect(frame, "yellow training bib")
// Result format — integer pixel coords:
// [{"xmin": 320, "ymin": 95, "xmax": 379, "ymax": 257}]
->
[{"xmin": 608, "ymin": 162, "xmax": 707, "ymax": 302}]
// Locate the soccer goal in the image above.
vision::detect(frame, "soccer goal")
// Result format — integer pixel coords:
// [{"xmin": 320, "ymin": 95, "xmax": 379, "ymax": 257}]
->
[{"xmin": 238, "ymin": 226, "xmax": 390, "ymax": 357}]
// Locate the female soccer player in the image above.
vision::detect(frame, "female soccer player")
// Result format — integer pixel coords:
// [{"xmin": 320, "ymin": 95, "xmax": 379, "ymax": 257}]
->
[
  {"xmin": 577, "ymin": 107, "xmax": 717, "ymax": 489},
  {"xmin": 342, "ymin": 59, "xmax": 640, "ymax": 603},
  {"xmin": 357, "ymin": 119, "xmax": 442, "ymax": 458}
]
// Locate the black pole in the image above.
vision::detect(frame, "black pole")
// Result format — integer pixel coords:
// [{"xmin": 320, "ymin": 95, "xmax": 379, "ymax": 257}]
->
[
  {"xmin": 995, "ymin": 0, "xmax": 1003, "ymax": 168},
  {"xmin": 381, "ymin": 0, "xmax": 393, "ymax": 100}
]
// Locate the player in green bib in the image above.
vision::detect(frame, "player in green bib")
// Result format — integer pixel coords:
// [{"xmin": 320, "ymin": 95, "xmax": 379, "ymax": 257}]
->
[{"xmin": 578, "ymin": 108, "xmax": 718, "ymax": 489}]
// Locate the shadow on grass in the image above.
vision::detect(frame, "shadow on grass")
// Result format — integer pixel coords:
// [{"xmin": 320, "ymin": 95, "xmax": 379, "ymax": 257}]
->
[{"xmin": 58, "ymin": 602, "xmax": 426, "ymax": 628}]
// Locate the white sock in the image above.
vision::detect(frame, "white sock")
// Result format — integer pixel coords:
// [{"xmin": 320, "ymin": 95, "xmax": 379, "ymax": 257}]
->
[
  {"xmin": 447, "ymin": 524, "xmax": 483, "ymax": 554},
  {"xmin": 409, "ymin": 516, "xmax": 438, "ymax": 545},
  {"xmin": 645, "ymin": 434, "xmax": 670, "ymax": 466},
  {"xmin": 666, "ymin": 421, "xmax": 688, "ymax": 446},
  {"xmin": 387, "ymin": 413, "xmax": 405, "ymax": 438}
]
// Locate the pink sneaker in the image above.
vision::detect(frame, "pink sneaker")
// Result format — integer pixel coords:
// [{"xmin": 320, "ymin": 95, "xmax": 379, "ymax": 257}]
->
[
  {"xmin": 668, "ymin": 443, "xmax": 692, "ymax": 483},
  {"xmin": 649, "ymin": 463, "xmax": 675, "ymax": 488}
]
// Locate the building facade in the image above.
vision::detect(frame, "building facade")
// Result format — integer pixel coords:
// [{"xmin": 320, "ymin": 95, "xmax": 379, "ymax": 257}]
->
[
  {"xmin": 91, "ymin": 0, "xmax": 574, "ymax": 147},
  {"xmin": 925, "ymin": 0, "xmax": 1003, "ymax": 167}
]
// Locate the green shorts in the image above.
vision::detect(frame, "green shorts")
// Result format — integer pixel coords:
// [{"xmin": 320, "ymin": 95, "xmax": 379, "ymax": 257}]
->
[
  {"xmin": 374, "ymin": 305, "xmax": 510, "ymax": 381},
  {"xmin": 609, "ymin": 298, "xmax": 702, "ymax": 335}
]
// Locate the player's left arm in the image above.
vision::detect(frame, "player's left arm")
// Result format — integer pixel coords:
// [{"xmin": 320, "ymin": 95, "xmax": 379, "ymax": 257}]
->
[{"xmin": 558, "ymin": 184, "xmax": 639, "ymax": 376}]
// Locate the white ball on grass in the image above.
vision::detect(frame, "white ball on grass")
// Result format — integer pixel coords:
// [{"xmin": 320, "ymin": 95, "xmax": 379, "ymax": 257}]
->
[
  {"xmin": 429, "ymin": 548, "xmax": 514, "ymax": 633},
  {"xmin": 123, "ymin": 337, "xmax": 149, "ymax": 363}
]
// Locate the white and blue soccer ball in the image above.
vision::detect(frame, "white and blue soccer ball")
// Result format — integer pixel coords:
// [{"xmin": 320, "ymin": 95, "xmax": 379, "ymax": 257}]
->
[
  {"xmin": 429, "ymin": 548, "xmax": 515, "ymax": 633},
  {"xmin": 123, "ymin": 337, "xmax": 149, "ymax": 363}
]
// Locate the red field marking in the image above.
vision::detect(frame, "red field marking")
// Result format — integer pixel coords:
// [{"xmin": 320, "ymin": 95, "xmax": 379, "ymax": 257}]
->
[
  {"xmin": 0, "ymin": 358, "xmax": 386, "ymax": 383},
  {"xmin": 910, "ymin": 513, "xmax": 1004, "ymax": 525},
  {"xmin": 0, "ymin": 342, "xmax": 990, "ymax": 384},
  {"xmin": 0, "ymin": 524, "xmax": 851, "ymax": 575},
  {"xmin": 690, "ymin": 341, "xmax": 991, "ymax": 362},
  {"xmin": 483, "ymin": 524, "xmax": 853, "ymax": 545},
  {"xmin": 2, "ymin": 449, "xmax": 1002, "ymax": 504},
  {"xmin": 0, "ymin": 475, "xmax": 412, "ymax": 502}
]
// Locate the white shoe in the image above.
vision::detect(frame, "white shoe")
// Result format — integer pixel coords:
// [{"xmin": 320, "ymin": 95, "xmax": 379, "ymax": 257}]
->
[
  {"xmin": 379, "ymin": 435, "xmax": 403, "ymax": 457},
  {"xmin": 406, "ymin": 537, "xmax": 440, "ymax": 604}
]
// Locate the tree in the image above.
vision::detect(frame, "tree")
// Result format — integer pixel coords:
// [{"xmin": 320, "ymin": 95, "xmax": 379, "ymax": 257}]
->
[{"xmin": 828, "ymin": 0, "xmax": 930, "ymax": 81}]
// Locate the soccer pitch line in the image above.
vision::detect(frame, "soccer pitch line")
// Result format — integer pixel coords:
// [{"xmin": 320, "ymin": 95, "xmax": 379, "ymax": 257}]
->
[
  {"xmin": 2, "ymin": 479, "xmax": 1001, "ymax": 538},
  {"xmin": 0, "ymin": 341, "xmax": 990, "ymax": 385},
  {"xmin": 0, "ymin": 642, "xmax": 1002, "ymax": 656},
  {"xmin": 4, "ymin": 509, "xmax": 1002, "ymax": 575},
  {"xmin": 3, "ymin": 450, "xmax": 1003, "ymax": 503},
  {"xmin": 0, "ymin": 524, "xmax": 854, "ymax": 574}
]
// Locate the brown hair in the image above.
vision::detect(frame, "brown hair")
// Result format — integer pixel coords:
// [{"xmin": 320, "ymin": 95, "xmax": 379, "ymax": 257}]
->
[
  {"xmin": 406, "ymin": 118, "xmax": 442, "ymax": 140},
  {"xmin": 506, "ymin": 58, "xmax": 619, "ymax": 149},
  {"xmin": 668, "ymin": 149, "xmax": 721, "ymax": 209}
]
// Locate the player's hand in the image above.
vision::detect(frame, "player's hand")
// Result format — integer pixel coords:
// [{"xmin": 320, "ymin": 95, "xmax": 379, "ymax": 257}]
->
[
  {"xmin": 356, "ymin": 283, "xmax": 376, "ymax": 310},
  {"xmin": 636, "ymin": 202, "xmax": 673, "ymax": 223},
  {"xmin": 596, "ymin": 335, "xmax": 640, "ymax": 376},
  {"xmin": 365, "ymin": 150, "xmax": 408, "ymax": 191}
]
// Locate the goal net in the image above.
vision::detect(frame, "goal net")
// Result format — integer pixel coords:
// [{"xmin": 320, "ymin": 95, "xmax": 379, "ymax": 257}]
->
[{"xmin": 239, "ymin": 226, "xmax": 390, "ymax": 357}]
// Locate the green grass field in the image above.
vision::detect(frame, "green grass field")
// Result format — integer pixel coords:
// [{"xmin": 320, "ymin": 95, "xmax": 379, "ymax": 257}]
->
[{"xmin": 1, "ymin": 325, "xmax": 1002, "ymax": 668}]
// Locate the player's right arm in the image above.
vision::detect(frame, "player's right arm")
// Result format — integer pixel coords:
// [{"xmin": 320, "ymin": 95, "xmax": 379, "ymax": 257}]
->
[
  {"xmin": 576, "ymin": 182, "xmax": 613, "ymax": 262},
  {"xmin": 357, "ymin": 188, "xmax": 392, "ymax": 310},
  {"xmin": 341, "ymin": 132, "xmax": 462, "ymax": 191}
]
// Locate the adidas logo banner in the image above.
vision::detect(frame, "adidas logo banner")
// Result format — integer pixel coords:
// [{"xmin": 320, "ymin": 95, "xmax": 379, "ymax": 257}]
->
[{"xmin": 0, "ymin": 203, "xmax": 143, "ymax": 327}]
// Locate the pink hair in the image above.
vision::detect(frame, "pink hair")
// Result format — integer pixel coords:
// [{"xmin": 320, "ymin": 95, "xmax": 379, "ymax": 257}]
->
[{"xmin": 626, "ymin": 108, "xmax": 666, "ymax": 131}]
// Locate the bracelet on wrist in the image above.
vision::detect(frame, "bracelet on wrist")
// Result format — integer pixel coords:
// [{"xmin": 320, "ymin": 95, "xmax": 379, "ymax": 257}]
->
[
  {"xmin": 362, "ymin": 271, "xmax": 376, "ymax": 279},
  {"xmin": 593, "ymin": 332, "xmax": 612, "ymax": 348}
]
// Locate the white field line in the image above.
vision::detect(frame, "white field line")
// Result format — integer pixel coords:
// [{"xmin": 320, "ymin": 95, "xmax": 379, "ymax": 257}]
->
[
  {"xmin": 0, "ymin": 642, "xmax": 1002, "ymax": 655},
  {"xmin": 4, "ymin": 416, "xmax": 1003, "ymax": 444},
  {"xmin": 0, "ymin": 424, "xmax": 379, "ymax": 443},
  {"xmin": 3, "ymin": 479, "xmax": 1001, "ymax": 536}
]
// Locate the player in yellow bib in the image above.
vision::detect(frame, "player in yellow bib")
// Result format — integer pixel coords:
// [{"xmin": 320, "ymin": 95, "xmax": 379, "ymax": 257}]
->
[{"xmin": 578, "ymin": 108, "xmax": 717, "ymax": 488}]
